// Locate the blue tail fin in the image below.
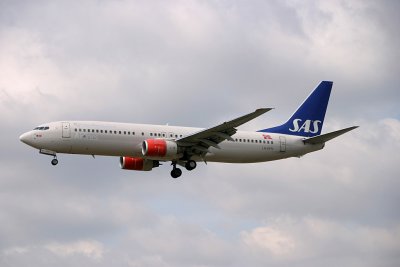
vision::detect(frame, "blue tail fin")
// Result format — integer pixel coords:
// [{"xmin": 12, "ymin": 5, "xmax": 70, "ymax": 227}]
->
[{"xmin": 258, "ymin": 81, "xmax": 332, "ymax": 137}]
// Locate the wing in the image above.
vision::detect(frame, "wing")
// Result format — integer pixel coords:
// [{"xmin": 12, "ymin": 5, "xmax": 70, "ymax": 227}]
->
[{"xmin": 177, "ymin": 108, "xmax": 272, "ymax": 159}]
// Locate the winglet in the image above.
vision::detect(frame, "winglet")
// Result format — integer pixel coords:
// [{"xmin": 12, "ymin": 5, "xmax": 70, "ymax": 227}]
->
[{"xmin": 303, "ymin": 126, "xmax": 359, "ymax": 144}]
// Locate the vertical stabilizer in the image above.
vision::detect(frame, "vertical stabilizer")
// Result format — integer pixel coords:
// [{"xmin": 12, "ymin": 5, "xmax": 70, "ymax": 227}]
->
[{"xmin": 258, "ymin": 81, "xmax": 332, "ymax": 137}]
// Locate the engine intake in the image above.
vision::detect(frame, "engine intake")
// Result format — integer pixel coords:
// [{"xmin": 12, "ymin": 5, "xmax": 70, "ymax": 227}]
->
[
  {"xmin": 142, "ymin": 139, "xmax": 178, "ymax": 159},
  {"xmin": 119, "ymin": 157, "xmax": 159, "ymax": 171}
]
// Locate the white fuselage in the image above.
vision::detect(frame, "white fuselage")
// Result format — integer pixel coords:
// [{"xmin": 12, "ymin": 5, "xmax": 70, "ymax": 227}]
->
[{"xmin": 20, "ymin": 121, "xmax": 324, "ymax": 163}]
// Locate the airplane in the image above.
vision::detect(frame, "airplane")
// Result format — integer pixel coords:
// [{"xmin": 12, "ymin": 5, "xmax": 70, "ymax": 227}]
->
[{"xmin": 19, "ymin": 81, "xmax": 358, "ymax": 178}]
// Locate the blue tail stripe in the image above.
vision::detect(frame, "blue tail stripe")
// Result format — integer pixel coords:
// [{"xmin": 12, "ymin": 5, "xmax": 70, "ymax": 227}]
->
[{"xmin": 258, "ymin": 81, "xmax": 332, "ymax": 137}]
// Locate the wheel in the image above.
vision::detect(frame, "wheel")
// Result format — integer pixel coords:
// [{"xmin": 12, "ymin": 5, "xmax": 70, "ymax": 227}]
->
[
  {"xmin": 185, "ymin": 160, "xmax": 197, "ymax": 171},
  {"xmin": 171, "ymin": 168, "xmax": 182, "ymax": 178},
  {"xmin": 51, "ymin": 158, "xmax": 58, "ymax": 166}
]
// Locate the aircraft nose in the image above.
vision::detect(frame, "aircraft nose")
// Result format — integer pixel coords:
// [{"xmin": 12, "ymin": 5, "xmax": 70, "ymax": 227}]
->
[{"xmin": 19, "ymin": 132, "xmax": 31, "ymax": 145}]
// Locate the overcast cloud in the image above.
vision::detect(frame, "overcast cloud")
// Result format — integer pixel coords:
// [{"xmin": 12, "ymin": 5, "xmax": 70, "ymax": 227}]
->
[{"xmin": 0, "ymin": 0, "xmax": 399, "ymax": 266}]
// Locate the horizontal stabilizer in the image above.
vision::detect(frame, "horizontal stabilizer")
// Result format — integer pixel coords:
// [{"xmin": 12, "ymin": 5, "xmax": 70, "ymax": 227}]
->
[{"xmin": 303, "ymin": 126, "xmax": 359, "ymax": 144}]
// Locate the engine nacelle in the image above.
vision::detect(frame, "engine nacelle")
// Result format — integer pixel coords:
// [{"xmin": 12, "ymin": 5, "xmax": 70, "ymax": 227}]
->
[
  {"xmin": 142, "ymin": 139, "xmax": 178, "ymax": 159},
  {"xmin": 119, "ymin": 157, "xmax": 159, "ymax": 171}
]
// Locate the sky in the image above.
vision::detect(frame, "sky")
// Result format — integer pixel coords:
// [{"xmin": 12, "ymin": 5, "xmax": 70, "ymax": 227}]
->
[{"xmin": 0, "ymin": 0, "xmax": 399, "ymax": 266}]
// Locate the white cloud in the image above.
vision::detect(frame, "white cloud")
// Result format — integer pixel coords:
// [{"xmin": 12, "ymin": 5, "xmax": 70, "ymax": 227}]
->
[
  {"xmin": 45, "ymin": 240, "xmax": 104, "ymax": 260},
  {"xmin": 2, "ymin": 246, "xmax": 29, "ymax": 256},
  {"xmin": 242, "ymin": 225, "xmax": 296, "ymax": 257},
  {"xmin": 241, "ymin": 216, "xmax": 400, "ymax": 265},
  {"xmin": 289, "ymin": 0, "xmax": 388, "ymax": 81}
]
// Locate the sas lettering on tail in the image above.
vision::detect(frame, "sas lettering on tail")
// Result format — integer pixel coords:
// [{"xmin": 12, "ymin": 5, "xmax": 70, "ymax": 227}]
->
[{"xmin": 289, "ymin": 119, "xmax": 322, "ymax": 134}]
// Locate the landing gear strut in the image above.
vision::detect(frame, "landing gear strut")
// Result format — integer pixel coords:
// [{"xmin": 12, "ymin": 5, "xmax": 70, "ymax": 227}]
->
[
  {"xmin": 40, "ymin": 149, "xmax": 58, "ymax": 166},
  {"xmin": 171, "ymin": 162, "xmax": 182, "ymax": 178}
]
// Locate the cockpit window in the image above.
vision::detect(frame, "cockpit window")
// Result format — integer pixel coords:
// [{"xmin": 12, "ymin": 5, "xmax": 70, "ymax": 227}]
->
[{"xmin": 33, "ymin": 126, "xmax": 50, "ymax": 130}]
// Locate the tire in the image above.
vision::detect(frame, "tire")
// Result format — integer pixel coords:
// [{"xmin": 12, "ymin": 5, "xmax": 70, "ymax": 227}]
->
[
  {"xmin": 171, "ymin": 168, "xmax": 182, "ymax": 178},
  {"xmin": 185, "ymin": 160, "xmax": 197, "ymax": 171}
]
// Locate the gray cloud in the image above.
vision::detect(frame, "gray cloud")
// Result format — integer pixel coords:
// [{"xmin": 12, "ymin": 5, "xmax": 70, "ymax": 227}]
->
[{"xmin": 1, "ymin": 1, "xmax": 399, "ymax": 267}]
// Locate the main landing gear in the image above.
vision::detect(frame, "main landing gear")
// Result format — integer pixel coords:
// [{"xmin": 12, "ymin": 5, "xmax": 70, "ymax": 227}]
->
[
  {"xmin": 170, "ymin": 160, "xmax": 197, "ymax": 178},
  {"xmin": 171, "ymin": 166, "xmax": 182, "ymax": 178},
  {"xmin": 185, "ymin": 160, "xmax": 197, "ymax": 171}
]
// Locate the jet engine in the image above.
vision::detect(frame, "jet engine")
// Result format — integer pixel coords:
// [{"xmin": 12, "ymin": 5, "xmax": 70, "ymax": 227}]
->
[
  {"xmin": 142, "ymin": 139, "xmax": 178, "ymax": 159},
  {"xmin": 119, "ymin": 157, "xmax": 159, "ymax": 171}
]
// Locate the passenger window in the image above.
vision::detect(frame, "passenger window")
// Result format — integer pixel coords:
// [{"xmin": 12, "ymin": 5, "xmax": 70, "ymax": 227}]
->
[
  {"xmin": 75, "ymin": 129, "xmax": 77, "ymax": 132},
  {"xmin": 128, "ymin": 132, "xmax": 131, "ymax": 135},
  {"xmin": 175, "ymin": 134, "xmax": 178, "ymax": 138},
  {"xmin": 96, "ymin": 130, "xmax": 99, "ymax": 133},
  {"xmin": 79, "ymin": 129, "xmax": 81, "ymax": 132},
  {"xmin": 83, "ymin": 129, "xmax": 86, "ymax": 132},
  {"xmin": 133, "ymin": 132, "xmax": 135, "ymax": 135},
  {"xmin": 114, "ymin": 131, "xmax": 117, "ymax": 134},
  {"xmin": 124, "ymin": 131, "xmax": 126, "ymax": 135},
  {"xmin": 100, "ymin": 130, "xmax": 103, "ymax": 133},
  {"xmin": 150, "ymin": 133, "xmax": 153, "ymax": 136}
]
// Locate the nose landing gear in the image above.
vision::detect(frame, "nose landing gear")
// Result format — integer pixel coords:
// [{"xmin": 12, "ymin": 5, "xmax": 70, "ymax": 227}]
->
[
  {"xmin": 51, "ymin": 158, "xmax": 58, "ymax": 166},
  {"xmin": 39, "ymin": 149, "xmax": 58, "ymax": 166}
]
